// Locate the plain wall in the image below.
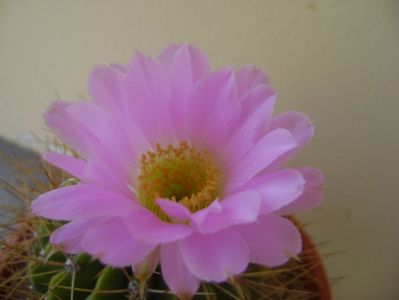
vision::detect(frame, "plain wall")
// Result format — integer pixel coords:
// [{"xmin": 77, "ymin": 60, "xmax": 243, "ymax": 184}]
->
[{"xmin": 1, "ymin": 1, "xmax": 398, "ymax": 299}]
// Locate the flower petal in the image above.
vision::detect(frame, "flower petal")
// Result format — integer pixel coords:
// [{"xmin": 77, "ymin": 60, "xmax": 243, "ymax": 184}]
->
[
  {"xmin": 278, "ymin": 167, "xmax": 325, "ymax": 214},
  {"xmin": 84, "ymin": 160, "xmax": 133, "ymax": 197},
  {"xmin": 42, "ymin": 151, "xmax": 86, "ymax": 179},
  {"xmin": 239, "ymin": 84, "xmax": 276, "ymax": 126},
  {"xmin": 88, "ymin": 65, "xmax": 151, "ymax": 170},
  {"xmin": 158, "ymin": 44, "xmax": 180, "ymax": 66},
  {"xmin": 81, "ymin": 217, "xmax": 155, "ymax": 267},
  {"xmin": 125, "ymin": 51, "xmax": 174, "ymax": 145},
  {"xmin": 191, "ymin": 190, "xmax": 261, "ymax": 234},
  {"xmin": 159, "ymin": 44, "xmax": 210, "ymax": 87},
  {"xmin": 226, "ymin": 128, "xmax": 298, "ymax": 192},
  {"xmin": 189, "ymin": 200, "xmax": 222, "ymax": 227},
  {"xmin": 159, "ymin": 44, "xmax": 210, "ymax": 140},
  {"xmin": 180, "ymin": 229, "xmax": 249, "ymax": 282},
  {"xmin": 161, "ymin": 242, "xmax": 200, "ymax": 298},
  {"xmin": 236, "ymin": 215, "xmax": 302, "ymax": 267},
  {"xmin": 44, "ymin": 101, "xmax": 131, "ymax": 184},
  {"xmin": 44, "ymin": 101, "xmax": 92, "ymax": 158},
  {"xmin": 123, "ymin": 209, "xmax": 193, "ymax": 244},
  {"xmin": 65, "ymin": 102, "xmax": 133, "ymax": 167},
  {"xmin": 187, "ymin": 68, "xmax": 240, "ymax": 151},
  {"xmin": 50, "ymin": 218, "xmax": 103, "ymax": 253},
  {"xmin": 31, "ymin": 184, "xmax": 135, "ymax": 221},
  {"xmin": 271, "ymin": 111, "xmax": 314, "ymax": 147},
  {"xmin": 241, "ymin": 169, "xmax": 305, "ymax": 215},
  {"xmin": 268, "ymin": 111, "xmax": 314, "ymax": 169},
  {"xmin": 223, "ymin": 85, "xmax": 276, "ymax": 167},
  {"xmin": 156, "ymin": 198, "xmax": 191, "ymax": 223},
  {"xmin": 133, "ymin": 247, "xmax": 160, "ymax": 280},
  {"xmin": 235, "ymin": 65, "xmax": 269, "ymax": 98},
  {"xmin": 88, "ymin": 65, "xmax": 126, "ymax": 113}
]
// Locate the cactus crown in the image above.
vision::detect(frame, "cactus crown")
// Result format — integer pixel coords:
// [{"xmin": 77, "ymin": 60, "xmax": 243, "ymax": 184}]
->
[{"xmin": 0, "ymin": 153, "xmax": 328, "ymax": 300}]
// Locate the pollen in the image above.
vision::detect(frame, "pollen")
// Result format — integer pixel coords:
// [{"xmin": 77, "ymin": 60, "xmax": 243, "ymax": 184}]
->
[{"xmin": 138, "ymin": 142, "xmax": 221, "ymax": 218}]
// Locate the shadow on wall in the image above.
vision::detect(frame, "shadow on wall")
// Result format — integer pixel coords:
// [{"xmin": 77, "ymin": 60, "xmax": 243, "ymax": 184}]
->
[{"xmin": 0, "ymin": 137, "xmax": 40, "ymax": 235}]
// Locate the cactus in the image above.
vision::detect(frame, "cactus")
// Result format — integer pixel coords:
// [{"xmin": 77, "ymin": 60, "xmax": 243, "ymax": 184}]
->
[
  {"xmin": 27, "ymin": 198, "xmax": 128, "ymax": 299},
  {"xmin": 25, "ymin": 220, "xmax": 225, "ymax": 299},
  {"xmin": 2, "ymin": 215, "xmax": 330, "ymax": 300},
  {"xmin": 0, "ymin": 154, "xmax": 331, "ymax": 300},
  {"xmin": 14, "ymin": 219, "xmax": 170, "ymax": 300}
]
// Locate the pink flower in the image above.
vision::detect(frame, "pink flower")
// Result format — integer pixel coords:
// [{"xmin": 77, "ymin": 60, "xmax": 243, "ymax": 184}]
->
[{"xmin": 32, "ymin": 44, "xmax": 324, "ymax": 298}]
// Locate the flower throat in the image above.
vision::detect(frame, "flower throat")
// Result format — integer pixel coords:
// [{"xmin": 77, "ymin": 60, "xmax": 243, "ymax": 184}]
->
[{"xmin": 138, "ymin": 142, "xmax": 220, "ymax": 217}]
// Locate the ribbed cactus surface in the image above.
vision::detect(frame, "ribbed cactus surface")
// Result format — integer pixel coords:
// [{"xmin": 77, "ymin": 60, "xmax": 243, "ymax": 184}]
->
[
  {"xmin": 26, "ymin": 221, "xmax": 239, "ymax": 300},
  {"xmin": 1, "ymin": 217, "xmax": 327, "ymax": 300},
  {"xmin": 28, "ymin": 223, "xmax": 134, "ymax": 300}
]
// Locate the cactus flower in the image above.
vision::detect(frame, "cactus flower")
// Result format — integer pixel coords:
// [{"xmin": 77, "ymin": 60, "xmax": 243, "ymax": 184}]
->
[{"xmin": 31, "ymin": 44, "xmax": 324, "ymax": 299}]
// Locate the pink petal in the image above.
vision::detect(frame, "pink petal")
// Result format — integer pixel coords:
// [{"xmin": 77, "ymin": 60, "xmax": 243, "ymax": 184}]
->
[
  {"xmin": 180, "ymin": 229, "xmax": 249, "ymax": 282},
  {"xmin": 239, "ymin": 84, "xmax": 276, "ymax": 125},
  {"xmin": 241, "ymin": 169, "xmax": 305, "ymax": 215},
  {"xmin": 161, "ymin": 242, "xmax": 200, "ymax": 298},
  {"xmin": 65, "ymin": 102, "xmax": 133, "ymax": 167},
  {"xmin": 226, "ymin": 128, "xmax": 298, "ymax": 192},
  {"xmin": 223, "ymin": 85, "xmax": 276, "ymax": 167},
  {"xmin": 44, "ymin": 101, "xmax": 92, "ymax": 158},
  {"xmin": 187, "ymin": 68, "xmax": 240, "ymax": 151},
  {"xmin": 84, "ymin": 160, "xmax": 133, "ymax": 198},
  {"xmin": 125, "ymin": 51, "xmax": 175, "ymax": 145},
  {"xmin": 42, "ymin": 151, "xmax": 86, "ymax": 179},
  {"xmin": 271, "ymin": 111, "xmax": 314, "ymax": 148},
  {"xmin": 235, "ymin": 65, "xmax": 269, "ymax": 98},
  {"xmin": 50, "ymin": 218, "xmax": 103, "ymax": 253},
  {"xmin": 236, "ymin": 215, "xmax": 302, "ymax": 267},
  {"xmin": 123, "ymin": 209, "xmax": 193, "ymax": 244},
  {"xmin": 88, "ymin": 65, "xmax": 126, "ymax": 113},
  {"xmin": 109, "ymin": 63, "xmax": 126, "ymax": 73},
  {"xmin": 81, "ymin": 217, "xmax": 155, "ymax": 267},
  {"xmin": 133, "ymin": 247, "xmax": 160, "ymax": 280},
  {"xmin": 159, "ymin": 44, "xmax": 210, "ymax": 140},
  {"xmin": 278, "ymin": 167, "xmax": 325, "ymax": 214},
  {"xmin": 156, "ymin": 198, "xmax": 191, "ymax": 223},
  {"xmin": 159, "ymin": 44, "xmax": 210, "ymax": 86},
  {"xmin": 191, "ymin": 190, "xmax": 261, "ymax": 234},
  {"xmin": 158, "ymin": 44, "xmax": 181, "ymax": 66},
  {"xmin": 31, "ymin": 184, "xmax": 135, "ymax": 221},
  {"xmin": 188, "ymin": 200, "xmax": 222, "ymax": 227},
  {"xmin": 267, "ymin": 111, "xmax": 314, "ymax": 169},
  {"xmin": 88, "ymin": 64, "xmax": 152, "ymax": 178},
  {"xmin": 44, "ymin": 101, "xmax": 130, "ymax": 183}
]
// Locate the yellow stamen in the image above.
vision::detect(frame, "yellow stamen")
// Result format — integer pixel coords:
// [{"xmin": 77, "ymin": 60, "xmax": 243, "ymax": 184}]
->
[{"xmin": 138, "ymin": 142, "xmax": 220, "ymax": 219}]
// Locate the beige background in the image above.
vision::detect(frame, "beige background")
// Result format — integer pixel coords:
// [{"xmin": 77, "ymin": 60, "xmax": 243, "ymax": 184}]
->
[{"xmin": 1, "ymin": 1, "xmax": 399, "ymax": 299}]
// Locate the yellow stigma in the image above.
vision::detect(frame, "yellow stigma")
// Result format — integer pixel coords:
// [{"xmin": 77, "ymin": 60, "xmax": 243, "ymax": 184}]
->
[{"xmin": 138, "ymin": 142, "xmax": 220, "ymax": 219}]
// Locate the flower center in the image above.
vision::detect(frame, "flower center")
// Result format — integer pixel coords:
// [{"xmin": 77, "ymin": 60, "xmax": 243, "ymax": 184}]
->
[{"xmin": 138, "ymin": 142, "xmax": 220, "ymax": 218}]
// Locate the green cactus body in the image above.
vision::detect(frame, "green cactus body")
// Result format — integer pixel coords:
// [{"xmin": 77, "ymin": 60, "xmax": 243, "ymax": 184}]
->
[
  {"xmin": 28, "ymin": 247, "xmax": 129, "ymax": 299},
  {"xmin": 29, "ymin": 244, "xmax": 66, "ymax": 295},
  {"xmin": 27, "ymin": 236, "xmax": 218, "ymax": 300},
  {"xmin": 47, "ymin": 253, "xmax": 104, "ymax": 300},
  {"xmin": 28, "ymin": 222, "xmax": 134, "ymax": 300},
  {"xmin": 26, "ymin": 222, "xmax": 277, "ymax": 300},
  {"xmin": 22, "ymin": 180, "xmax": 322, "ymax": 300},
  {"xmin": 87, "ymin": 267, "xmax": 128, "ymax": 300},
  {"xmin": 0, "ymin": 153, "xmax": 329, "ymax": 300}
]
